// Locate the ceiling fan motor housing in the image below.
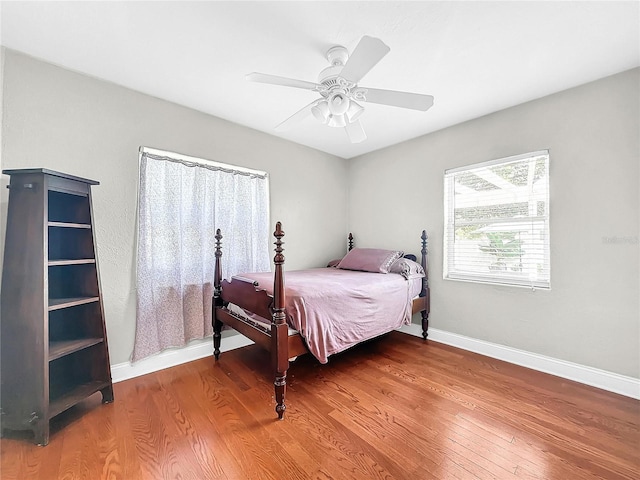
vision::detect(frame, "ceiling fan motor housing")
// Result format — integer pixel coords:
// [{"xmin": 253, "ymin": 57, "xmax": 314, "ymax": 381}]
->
[
  {"xmin": 327, "ymin": 45, "xmax": 348, "ymax": 67},
  {"xmin": 318, "ymin": 45, "xmax": 348, "ymax": 84}
]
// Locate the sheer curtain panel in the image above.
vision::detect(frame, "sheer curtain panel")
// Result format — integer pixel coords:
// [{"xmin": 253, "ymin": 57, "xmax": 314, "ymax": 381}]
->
[{"xmin": 133, "ymin": 148, "xmax": 270, "ymax": 362}]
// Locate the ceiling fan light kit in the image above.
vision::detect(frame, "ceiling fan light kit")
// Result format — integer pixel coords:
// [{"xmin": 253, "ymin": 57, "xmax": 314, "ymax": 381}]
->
[
  {"xmin": 247, "ymin": 35, "xmax": 434, "ymax": 144},
  {"xmin": 311, "ymin": 101, "xmax": 330, "ymax": 123},
  {"xmin": 346, "ymin": 101, "xmax": 364, "ymax": 123},
  {"xmin": 328, "ymin": 113, "xmax": 347, "ymax": 128},
  {"xmin": 328, "ymin": 92, "xmax": 349, "ymax": 115}
]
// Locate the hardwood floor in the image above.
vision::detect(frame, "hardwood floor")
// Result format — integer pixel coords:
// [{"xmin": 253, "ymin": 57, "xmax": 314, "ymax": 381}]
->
[{"xmin": 1, "ymin": 332, "xmax": 638, "ymax": 479}]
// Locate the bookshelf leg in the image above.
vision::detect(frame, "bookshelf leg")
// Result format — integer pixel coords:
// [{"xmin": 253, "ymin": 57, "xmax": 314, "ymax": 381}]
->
[
  {"xmin": 101, "ymin": 385, "xmax": 114, "ymax": 403},
  {"xmin": 33, "ymin": 421, "xmax": 49, "ymax": 447}
]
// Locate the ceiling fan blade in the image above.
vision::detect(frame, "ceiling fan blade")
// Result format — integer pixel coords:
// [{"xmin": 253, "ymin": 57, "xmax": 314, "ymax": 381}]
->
[
  {"xmin": 246, "ymin": 72, "xmax": 319, "ymax": 91},
  {"xmin": 274, "ymin": 100, "xmax": 317, "ymax": 131},
  {"xmin": 359, "ymin": 87, "xmax": 434, "ymax": 111},
  {"xmin": 345, "ymin": 119, "xmax": 367, "ymax": 143},
  {"xmin": 339, "ymin": 36, "xmax": 390, "ymax": 84}
]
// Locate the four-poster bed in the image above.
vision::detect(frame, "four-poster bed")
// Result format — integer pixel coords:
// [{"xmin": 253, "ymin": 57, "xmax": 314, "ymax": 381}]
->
[{"xmin": 212, "ymin": 222, "xmax": 429, "ymax": 419}]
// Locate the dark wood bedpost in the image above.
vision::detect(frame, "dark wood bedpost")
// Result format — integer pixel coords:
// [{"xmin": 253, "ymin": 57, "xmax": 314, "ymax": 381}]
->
[
  {"xmin": 271, "ymin": 222, "xmax": 288, "ymax": 419},
  {"xmin": 213, "ymin": 228, "xmax": 224, "ymax": 360},
  {"xmin": 348, "ymin": 233, "xmax": 354, "ymax": 251},
  {"xmin": 420, "ymin": 230, "xmax": 430, "ymax": 340}
]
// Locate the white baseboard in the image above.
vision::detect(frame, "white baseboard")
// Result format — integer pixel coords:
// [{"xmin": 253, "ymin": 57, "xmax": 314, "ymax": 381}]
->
[
  {"xmin": 110, "ymin": 334, "xmax": 254, "ymax": 383},
  {"xmin": 398, "ymin": 323, "xmax": 640, "ymax": 400},
  {"xmin": 111, "ymin": 325, "xmax": 639, "ymax": 400}
]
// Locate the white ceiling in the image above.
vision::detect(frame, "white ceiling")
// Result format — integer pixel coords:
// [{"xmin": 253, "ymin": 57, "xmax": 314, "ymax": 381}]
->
[{"xmin": 1, "ymin": 1, "xmax": 638, "ymax": 159}]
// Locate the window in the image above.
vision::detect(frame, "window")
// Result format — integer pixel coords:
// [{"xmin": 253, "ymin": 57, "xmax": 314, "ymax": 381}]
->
[
  {"xmin": 133, "ymin": 147, "xmax": 270, "ymax": 361},
  {"xmin": 444, "ymin": 151, "xmax": 550, "ymax": 289}
]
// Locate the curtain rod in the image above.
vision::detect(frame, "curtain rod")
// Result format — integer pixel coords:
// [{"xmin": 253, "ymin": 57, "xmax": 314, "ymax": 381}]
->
[{"xmin": 139, "ymin": 146, "xmax": 268, "ymax": 179}]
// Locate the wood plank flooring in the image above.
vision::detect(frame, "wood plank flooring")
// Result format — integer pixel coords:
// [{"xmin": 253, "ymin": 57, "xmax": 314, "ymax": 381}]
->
[{"xmin": 1, "ymin": 332, "xmax": 639, "ymax": 479}]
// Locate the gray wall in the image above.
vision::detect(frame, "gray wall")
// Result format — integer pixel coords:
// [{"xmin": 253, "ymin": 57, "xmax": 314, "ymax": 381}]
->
[
  {"xmin": 2, "ymin": 48, "xmax": 638, "ymax": 379},
  {"xmin": 349, "ymin": 68, "xmax": 639, "ymax": 378},
  {"xmin": 0, "ymin": 49, "xmax": 349, "ymax": 365}
]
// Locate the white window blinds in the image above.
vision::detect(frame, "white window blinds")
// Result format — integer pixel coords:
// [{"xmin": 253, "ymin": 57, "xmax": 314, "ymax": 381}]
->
[{"xmin": 444, "ymin": 151, "xmax": 550, "ymax": 289}]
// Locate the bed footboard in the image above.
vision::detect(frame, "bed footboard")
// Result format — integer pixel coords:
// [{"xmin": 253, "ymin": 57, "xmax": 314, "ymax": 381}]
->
[
  {"xmin": 213, "ymin": 222, "xmax": 291, "ymax": 419},
  {"xmin": 271, "ymin": 222, "xmax": 288, "ymax": 419},
  {"xmin": 419, "ymin": 230, "xmax": 430, "ymax": 340}
]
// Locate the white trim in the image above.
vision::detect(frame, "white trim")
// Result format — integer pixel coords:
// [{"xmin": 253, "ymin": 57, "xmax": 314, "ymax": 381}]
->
[
  {"xmin": 445, "ymin": 149, "xmax": 549, "ymax": 174},
  {"xmin": 110, "ymin": 333, "xmax": 254, "ymax": 383},
  {"xmin": 444, "ymin": 274, "xmax": 551, "ymax": 290},
  {"xmin": 397, "ymin": 324, "xmax": 640, "ymax": 400},
  {"xmin": 111, "ymin": 324, "xmax": 639, "ymax": 401}
]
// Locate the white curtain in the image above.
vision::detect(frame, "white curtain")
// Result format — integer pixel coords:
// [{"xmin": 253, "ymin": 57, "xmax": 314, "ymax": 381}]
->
[{"xmin": 132, "ymin": 149, "xmax": 270, "ymax": 362}]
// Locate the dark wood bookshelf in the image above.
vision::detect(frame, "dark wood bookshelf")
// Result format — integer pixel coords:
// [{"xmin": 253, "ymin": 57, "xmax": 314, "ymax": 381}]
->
[
  {"xmin": 48, "ymin": 296, "xmax": 101, "ymax": 311},
  {"xmin": 48, "ymin": 221, "xmax": 92, "ymax": 229},
  {"xmin": 48, "ymin": 380, "xmax": 112, "ymax": 419},
  {"xmin": 49, "ymin": 338, "xmax": 105, "ymax": 361},
  {"xmin": 48, "ymin": 259, "xmax": 96, "ymax": 266},
  {"xmin": 1, "ymin": 168, "xmax": 114, "ymax": 446}
]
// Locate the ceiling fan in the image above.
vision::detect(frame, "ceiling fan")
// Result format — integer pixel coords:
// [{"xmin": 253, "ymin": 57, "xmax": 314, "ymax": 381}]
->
[{"xmin": 246, "ymin": 36, "xmax": 434, "ymax": 144}]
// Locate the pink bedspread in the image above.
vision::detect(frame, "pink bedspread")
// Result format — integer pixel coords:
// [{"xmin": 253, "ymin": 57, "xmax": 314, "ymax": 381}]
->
[{"xmin": 234, "ymin": 268, "xmax": 422, "ymax": 363}]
